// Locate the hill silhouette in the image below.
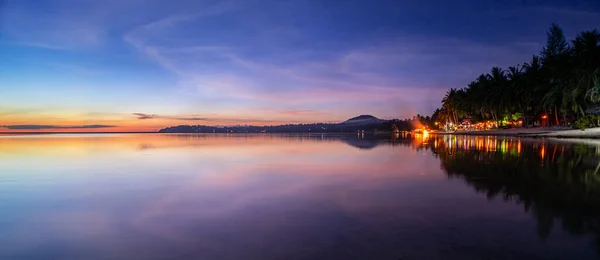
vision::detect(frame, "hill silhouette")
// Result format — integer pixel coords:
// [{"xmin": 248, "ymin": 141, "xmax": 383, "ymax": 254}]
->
[
  {"xmin": 345, "ymin": 115, "xmax": 379, "ymax": 121},
  {"xmin": 341, "ymin": 115, "xmax": 384, "ymax": 125},
  {"xmin": 158, "ymin": 115, "xmax": 400, "ymax": 133}
]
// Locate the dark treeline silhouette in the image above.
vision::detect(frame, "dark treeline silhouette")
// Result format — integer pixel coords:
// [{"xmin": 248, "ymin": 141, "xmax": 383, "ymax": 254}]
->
[
  {"xmin": 342, "ymin": 132, "xmax": 600, "ymax": 255},
  {"xmin": 158, "ymin": 117, "xmax": 437, "ymax": 133},
  {"xmin": 434, "ymin": 24, "xmax": 600, "ymax": 129},
  {"xmin": 158, "ymin": 115, "xmax": 436, "ymax": 133},
  {"xmin": 414, "ymin": 135, "xmax": 600, "ymax": 255},
  {"xmin": 159, "ymin": 122, "xmax": 391, "ymax": 133}
]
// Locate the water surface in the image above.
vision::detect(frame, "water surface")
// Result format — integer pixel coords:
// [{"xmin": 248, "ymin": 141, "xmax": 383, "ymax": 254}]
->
[{"xmin": 0, "ymin": 133, "xmax": 598, "ymax": 259}]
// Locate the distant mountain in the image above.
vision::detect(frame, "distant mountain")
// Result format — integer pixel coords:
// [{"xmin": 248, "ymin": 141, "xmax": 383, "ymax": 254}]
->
[
  {"xmin": 158, "ymin": 114, "xmax": 398, "ymax": 133},
  {"xmin": 347, "ymin": 115, "xmax": 379, "ymax": 121},
  {"xmin": 341, "ymin": 115, "xmax": 385, "ymax": 125}
]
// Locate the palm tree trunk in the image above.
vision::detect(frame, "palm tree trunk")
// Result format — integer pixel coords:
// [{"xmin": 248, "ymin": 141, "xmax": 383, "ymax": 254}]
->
[
  {"xmin": 453, "ymin": 110, "xmax": 458, "ymax": 125},
  {"xmin": 522, "ymin": 109, "xmax": 527, "ymax": 128},
  {"xmin": 554, "ymin": 106, "xmax": 559, "ymax": 126}
]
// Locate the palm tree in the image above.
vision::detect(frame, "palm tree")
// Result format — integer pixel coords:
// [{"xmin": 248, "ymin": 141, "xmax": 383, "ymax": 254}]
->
[
  {"xmin": 442, "ymin": 88, "xmax": 459, "ymax": 124},
  {"xmin": 430, "ymin": 23, "xmax": 600, "ymax": 129},
  {"xmin": 488, "ymin": 67, "xmax": 508, "ymax": 123},
  {"xmin": 455, "ymin": 88, "xmax": 468, "ymax": 120},
  {"xmin": 506, "ymin": 65, "xmax": 523, "ymax": 123},
  {"xmin": 541, "ymin": 23, "xmax": 569, "ymax": 60},
  {"xmin": 572, "ymin": 30, "xmax": 600, "ymax": 103},
  {"xmin": 475, "ymin": 74, "xmax": 492, "ymax": 120},
  {"xmin": 522, "ymin": 55, "xmax": 543, "ymax": 126},
  {"xmin": 541, "ymin": 23, "xmax": 571, "ymax": 125}
]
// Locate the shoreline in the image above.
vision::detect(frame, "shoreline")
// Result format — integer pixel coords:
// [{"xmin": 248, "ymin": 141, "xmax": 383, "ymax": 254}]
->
[
  {"xmin": 4, "ymin": 128, "xmax": 600, "ymax": 139},
  {"xmin": 430, "ymin": 127, "xmax": 600, "ymax": 139}
]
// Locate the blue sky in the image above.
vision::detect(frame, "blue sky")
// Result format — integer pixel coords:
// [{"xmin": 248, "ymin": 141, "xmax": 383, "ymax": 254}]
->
[{"xmin": 1, "ymin": 0, "xmax": 600, "ymax": 130}]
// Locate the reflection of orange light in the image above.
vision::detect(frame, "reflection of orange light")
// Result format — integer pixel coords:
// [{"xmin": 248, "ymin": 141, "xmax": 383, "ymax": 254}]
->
[
  {"xmin": 421, "ymin": 131, "xmax": 429, "ymax": 144},
  {"xmin": 540, "ymin": 145, "xmax": 546, "ymax": 160}
]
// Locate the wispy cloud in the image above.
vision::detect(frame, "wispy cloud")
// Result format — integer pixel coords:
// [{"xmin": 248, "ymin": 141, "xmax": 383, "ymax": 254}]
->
[
  {"xmin": 536, "ymin": 5, "xmax": 600, "ymax": 18},
  {"xmin": 133, "ymin": 113, "xmax": 158, "ymax": 120},
  {"xmin": 132, "ymin": 113, "xmax": 207, "ymax": 121},
  {"xmin": 47, "ymin": 63, "xmax": 108, "ymax": 75},
  {"xmin": 2, "ymin": 41, "xmax": 69, "ymax": 51},
  {"xmin": 0, "ymin": 0, "xmax": 150, "ymax": 51},
  {"xmin": 3, "ymin": 13, "xmax": 106, "ymax": 51},
  {"xmin": 0, "ymin": 124, "xmax": 116, "ymax": 130},
  {"xmin": 124, "ymin": 10, "xmax": 536, "ymax": 111},
  {"xmin": 278, "ymin": 110, "xmax": 327, "ymax": 116},
  {"xmin": 6, "ymin": 0, "xmax": 592, "ymax": 125},
  {"xmin": 0, "ymin": 108, "xmax": 41, "ymax": 116},
  {"xmin": 131, "ymin": 113, "xmax": 296, "ymax": 125}
]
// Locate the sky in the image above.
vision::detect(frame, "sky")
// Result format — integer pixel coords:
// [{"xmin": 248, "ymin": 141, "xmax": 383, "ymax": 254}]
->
[{"xmin": 1, "ymin": 0, "xmax": 600, "ymax": 132}]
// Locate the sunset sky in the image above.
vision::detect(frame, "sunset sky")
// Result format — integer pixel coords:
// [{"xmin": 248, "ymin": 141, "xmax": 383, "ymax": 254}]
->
[{"xmin": 1, "ymin": 0, "xmax": 600, "ymax": 132}]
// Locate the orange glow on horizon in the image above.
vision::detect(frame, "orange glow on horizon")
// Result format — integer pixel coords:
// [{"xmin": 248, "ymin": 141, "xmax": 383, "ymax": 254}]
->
[{"xmin": 0, "ymin": 115, "xmax": 345, "ymax": 133}]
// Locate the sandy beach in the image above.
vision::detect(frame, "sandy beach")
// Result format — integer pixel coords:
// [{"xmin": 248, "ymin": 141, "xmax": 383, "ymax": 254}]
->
[{"xmin": 431, "ymin": 127, "xmax": 600, "ymax": 138}]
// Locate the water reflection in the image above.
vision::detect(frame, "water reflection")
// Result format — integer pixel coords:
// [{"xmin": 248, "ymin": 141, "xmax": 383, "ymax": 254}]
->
[
  {"xmin": 416, "ymin": 135, "xmax": 600, "ymax": 254},
  {"xmin": 0, "ymin": 133, "xmax": 598, "ymax": 259},
  {"xmin": 314, "ymin": 133, "xmax": 600, "ymax": 255}
]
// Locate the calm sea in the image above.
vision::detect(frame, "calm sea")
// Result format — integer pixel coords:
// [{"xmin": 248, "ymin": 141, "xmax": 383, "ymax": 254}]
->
[{"xmin": 0, "ymin": 133, "xmax": 598, "ymax": 259}]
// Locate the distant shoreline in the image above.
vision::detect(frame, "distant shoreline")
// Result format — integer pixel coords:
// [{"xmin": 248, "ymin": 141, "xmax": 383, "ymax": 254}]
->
[
  {"xmin": 0, "ymin": 132, "xmax": 367, "ymax": 135},
  {"xmin": 5, "ymin": 127, "xmax": 600, "ymax": 139},
  {"xmin": 430, "ymin": 127, "xmax": 600, "ymax": 139},
  {"xmin": 0, "ymin": 132, "xmax": 157, "ymax": 135}
]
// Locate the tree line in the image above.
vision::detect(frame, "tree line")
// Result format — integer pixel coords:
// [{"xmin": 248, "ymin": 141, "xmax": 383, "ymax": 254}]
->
[{"xmin": 432, "ymin": 24, "xmax": 600, "ymax": 129}]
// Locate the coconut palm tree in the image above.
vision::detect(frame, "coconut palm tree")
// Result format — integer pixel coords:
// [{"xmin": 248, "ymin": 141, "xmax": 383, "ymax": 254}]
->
[
  {"xmin": 541, "ymin": 24, "xmax": 572, "ymax": 125},
  {"xmin": 572, "ymin": 30, "xmax": 600, "ymax": 103},
  {"xmin": 488, "ymin": 67, "xmax": 508, "ymax": 122},
  {"xmin": 442, "ymin": 88, "xmax": 459, "ymax": 124},
  {"xmin": 505, "ymin": 65, "xmax": 523, "ymax": 123},
  {"xmin": 430, "ymin": 23, "xmax": 600, "ymax": 129},
  {"xmin": 522, "ymin": 55, "xmax": 543, "ymax": 126}
]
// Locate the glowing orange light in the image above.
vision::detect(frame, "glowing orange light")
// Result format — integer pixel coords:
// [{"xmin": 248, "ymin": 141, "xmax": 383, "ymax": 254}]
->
[
  {"xmin": 542, "ymin": 115, "xmax": 548, "ymax": 119},
  {"xmin": 540, "ymin": 145, "xmax": 546, "ymax": 160}
]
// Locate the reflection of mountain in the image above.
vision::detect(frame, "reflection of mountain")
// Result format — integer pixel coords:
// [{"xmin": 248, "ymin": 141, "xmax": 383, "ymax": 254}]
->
[
  {"xmin": 135, "ymin": 133, "xmax": 395, "ymax": 151},
  {"xmin": 425, "ymin": 136, "xmax": 600, "ymax": 255},
  {"xmin": 339, "ymin": 137, "xmax": 380, "ymax": 150}
]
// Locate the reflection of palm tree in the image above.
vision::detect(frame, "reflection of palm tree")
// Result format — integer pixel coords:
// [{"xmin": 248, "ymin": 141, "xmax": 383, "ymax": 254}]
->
[{"xmin": 425, "ymin": 135, "xmax": 600, "ymax": 255}]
